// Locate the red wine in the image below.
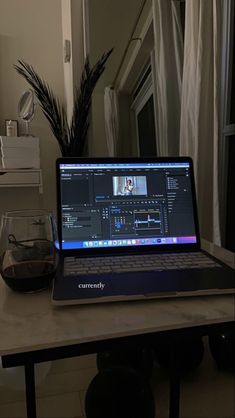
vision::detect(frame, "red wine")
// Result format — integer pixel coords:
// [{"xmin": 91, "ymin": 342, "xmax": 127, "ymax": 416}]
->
[{"xmin": 1, "ymin": 260, "xmax": 55, "ymax": 293}]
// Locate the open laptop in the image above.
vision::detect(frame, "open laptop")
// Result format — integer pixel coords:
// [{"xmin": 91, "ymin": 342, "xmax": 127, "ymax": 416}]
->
[{"xmin": 52, "ymin": 157, "xmax": 234, "ymax": 305}]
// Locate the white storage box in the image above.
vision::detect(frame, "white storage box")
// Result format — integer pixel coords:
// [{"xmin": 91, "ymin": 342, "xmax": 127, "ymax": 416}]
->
[
  {"xmin": 0, "ymin": 136, "xmax": 40, "ymax": 169},
  {"xmin": 0, "ymin": 170, "xmax": 41, "ymax": 185},
  {"xmin": 0, "ymin": 136, "xmax": 39, "ymax": 148}
]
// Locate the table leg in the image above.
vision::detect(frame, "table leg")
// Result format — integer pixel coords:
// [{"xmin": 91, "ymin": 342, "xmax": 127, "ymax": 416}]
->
[
  {"xmin": 169, "ymin": 369, "xmax": 180, "ymax": 418},
  {"xmin": 24, "ymin": 363, "xmax": 37, "ymax": 418},
  {"xmin": 168, "ymin": 343, "xmax": 181, "ymax": 418}
]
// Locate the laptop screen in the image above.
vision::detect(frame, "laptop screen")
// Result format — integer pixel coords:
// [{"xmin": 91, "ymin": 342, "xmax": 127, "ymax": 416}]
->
[{"xmin": 56, "ymin": 158, "xmax": 200, "ymax": 251}]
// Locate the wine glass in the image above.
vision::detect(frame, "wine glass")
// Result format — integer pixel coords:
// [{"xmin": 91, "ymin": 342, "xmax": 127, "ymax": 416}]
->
[{"xmin": 0, "ymin": 210, "xmax": 57, "ymax": 293}]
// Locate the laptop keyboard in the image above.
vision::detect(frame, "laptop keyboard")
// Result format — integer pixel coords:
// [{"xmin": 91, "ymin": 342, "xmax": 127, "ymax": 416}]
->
[{"xmin": 64, "ymin": 252, "xmax": 221, "ymax": 276}]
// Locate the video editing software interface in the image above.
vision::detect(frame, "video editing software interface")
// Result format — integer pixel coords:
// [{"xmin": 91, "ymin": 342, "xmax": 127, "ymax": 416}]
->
[{"xmin": 59, "ymin": 162, "xmax": 197, "ymax": 250}]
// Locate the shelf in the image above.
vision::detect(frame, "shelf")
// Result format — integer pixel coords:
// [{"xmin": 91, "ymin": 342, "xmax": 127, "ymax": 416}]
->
[{"xmin": 0, "ymin": 168, "xmax": 43, "ymax": 193}]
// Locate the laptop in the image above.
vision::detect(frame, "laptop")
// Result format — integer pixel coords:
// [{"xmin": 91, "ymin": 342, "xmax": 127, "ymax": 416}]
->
[{"xmin": 52, "ymin": 157, "xmax": 235, "ymax": 305}]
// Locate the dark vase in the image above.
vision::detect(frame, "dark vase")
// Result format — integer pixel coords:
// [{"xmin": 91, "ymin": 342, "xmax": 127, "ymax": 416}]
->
[
  {"xmin": 85, "ymin": 367, "xmax": 155, "ymax": 418},
  {"xmin": 209, "ymin": 332, "xmax": 235, "ymax": 371}
]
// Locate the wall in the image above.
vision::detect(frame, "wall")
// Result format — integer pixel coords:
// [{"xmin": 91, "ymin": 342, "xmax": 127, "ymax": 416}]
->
[
  {"xmin": 61, "ymin": 0, "xmax": 74, "ymax": 122},
  {"xmin": 61, "ymin": 0, "xmax": 85, "ymax": 123},
  {"xmin": 0, "ymin": 0, "xmax": 64, "ymax": 216}
]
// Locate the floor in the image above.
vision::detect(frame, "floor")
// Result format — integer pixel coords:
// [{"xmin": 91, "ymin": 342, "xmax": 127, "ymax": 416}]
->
[
  {"xmin": 152, "ymin": 339, "xmax": 235, "ymax": 418},
  {"xmin": 0, "ymin": 338, "xmax": 234, "ymax": 418}
]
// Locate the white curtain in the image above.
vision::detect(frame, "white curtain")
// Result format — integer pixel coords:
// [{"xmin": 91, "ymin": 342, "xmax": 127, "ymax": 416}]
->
[
  {"xmin": 180, "ymin": 0, "xmax": 221, "ymax": 245},
  {"xmin": 152, "ymin": 0, "xmax": 183, "ymax": 156},
  {"xmin": 104, "ymin": 86, "xmax": 119, "ymax": 156}
]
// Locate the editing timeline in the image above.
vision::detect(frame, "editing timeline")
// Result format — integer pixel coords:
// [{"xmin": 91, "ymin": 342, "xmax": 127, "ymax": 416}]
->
[{"xmin": 111, "ymin": 206, "xmax": 163, "ymax": 237}]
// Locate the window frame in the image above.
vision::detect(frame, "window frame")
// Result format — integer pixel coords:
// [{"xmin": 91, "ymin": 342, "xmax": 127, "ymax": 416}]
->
[{"xmin": 220, "ymin": 0, "xmax": 235, "ymax": 248}]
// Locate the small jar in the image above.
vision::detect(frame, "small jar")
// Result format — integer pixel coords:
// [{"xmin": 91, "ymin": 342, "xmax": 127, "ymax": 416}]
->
[{"xmin": 5, "ymin": 120, "xmax": 18, "ymax": 137}]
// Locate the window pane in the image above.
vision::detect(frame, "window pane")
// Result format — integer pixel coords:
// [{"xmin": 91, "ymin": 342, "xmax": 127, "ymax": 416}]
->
[
  {"xmin": 225, "ymin": 136, "xmax": 235, "ymax": 251},
  {"xmin": 230, "ymin": 3, "xmax": 235, "ymax": 123},
  {"xmin": 137, "ymin": 95, "xmax": 157, "ymax": 157}
]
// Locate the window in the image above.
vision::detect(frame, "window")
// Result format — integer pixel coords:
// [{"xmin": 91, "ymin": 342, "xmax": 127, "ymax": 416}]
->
[
  {"xmin": 131, "ymin": 64, "xmax": 157, "ymax": 157},
  {"xmin": 220, "ymin": 0, "xmax": 235, "ymax": 250},
  {"xmin": 226, "ymin": 136, "xmax": 235, "ymax": 250}
]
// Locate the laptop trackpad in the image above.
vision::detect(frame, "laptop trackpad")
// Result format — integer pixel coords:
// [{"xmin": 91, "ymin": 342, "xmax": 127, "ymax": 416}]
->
[
  {"xmin": 110, "ymin": 268, "xmax": 234, "ymax": 297},
  {"xmin": 110, "ymin": 271, "xmax": 175, "ymax": 296}
]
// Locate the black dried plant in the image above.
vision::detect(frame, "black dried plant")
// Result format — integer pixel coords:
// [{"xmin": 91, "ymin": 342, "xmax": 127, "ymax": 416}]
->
[{"xmin": 14, "ymin": 49, "xmax": 113, "ymax": 156}]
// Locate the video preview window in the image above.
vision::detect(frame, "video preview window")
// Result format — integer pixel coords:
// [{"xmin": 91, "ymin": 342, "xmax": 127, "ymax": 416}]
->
[{"xmin": 112, "ymin": 176, "xmax": 147, "ymax": 196}]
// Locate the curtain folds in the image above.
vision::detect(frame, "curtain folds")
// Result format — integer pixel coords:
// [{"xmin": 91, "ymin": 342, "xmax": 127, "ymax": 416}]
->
[
  {"xmin": 152, "ymin": 0, "xmax": 183, "ymax": 156},
  {"xmin": 180, "ymin": 0, "xmax": 221, "ymax": 244},
  {"xmin": 104, "ymin": 86, "xmax": 119, "ymax": 157}
]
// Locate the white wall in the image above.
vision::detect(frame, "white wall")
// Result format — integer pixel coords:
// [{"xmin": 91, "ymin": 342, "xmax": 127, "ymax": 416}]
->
[
  {"xmin": 0, "ymin": 0, "xmax": 65, "ymax": 216},
  {"xmin": 61, "ymin": 0, "xmax": 85, "ymax": 122},
  {"xmin": 61, "ymin": 0, "xmax": 74, "ymax": 122}
]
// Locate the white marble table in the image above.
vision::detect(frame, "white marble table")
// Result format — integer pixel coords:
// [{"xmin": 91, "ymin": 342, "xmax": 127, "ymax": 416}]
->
[
  {"xmin": 0, "ymin": 282, "xmax": 235, "ymax": 418},
  {"xmin": 0, "ymin": 280, "xmax": 234, "ymax": 357},
  {"xmin": 1, "ymin": 239, "xmax": 234, "ymax": 357},
  {"xmin": 1, "ymin": 240, "xmax": 234, "ymax": 357},
  {"xmin": 0, "ymin": 243, "xmax": 234, "ymax": 418}
]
